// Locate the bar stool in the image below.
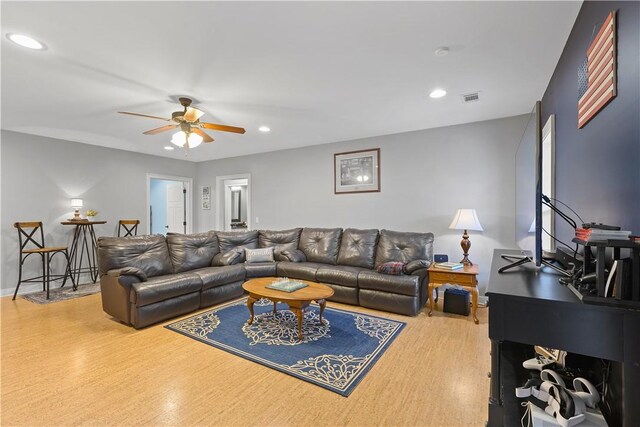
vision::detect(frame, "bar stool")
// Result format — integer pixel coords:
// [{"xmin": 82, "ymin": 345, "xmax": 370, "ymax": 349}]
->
[
  {"xmin": 13, "ymin": 222, "xmax": 76, "ymax": 300},
  {"xmin": 117, "ymin": 219, "xmax": 140, "ymax": 237}
]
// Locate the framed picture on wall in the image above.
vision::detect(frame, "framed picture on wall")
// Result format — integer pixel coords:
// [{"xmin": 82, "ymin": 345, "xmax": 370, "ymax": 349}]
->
[
  {"xmin": 201, "ymin": 186, "xmax": 211, "ymax": 210},
  {"xmin": 334, "ymin": 148, "xmax": 380, "ymax": 194}
]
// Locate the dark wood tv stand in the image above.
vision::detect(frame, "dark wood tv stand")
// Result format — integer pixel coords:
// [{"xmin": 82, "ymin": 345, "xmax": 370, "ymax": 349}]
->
[{"xmin": 487, "ymin": 249, "xmax": 640, "ymax": 427}]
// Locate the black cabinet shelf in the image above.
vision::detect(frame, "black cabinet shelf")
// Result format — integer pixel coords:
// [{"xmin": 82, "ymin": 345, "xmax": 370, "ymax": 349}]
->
[{"xmin": 487, "ymin": 249, "xmax": 640, "ymax": 427}]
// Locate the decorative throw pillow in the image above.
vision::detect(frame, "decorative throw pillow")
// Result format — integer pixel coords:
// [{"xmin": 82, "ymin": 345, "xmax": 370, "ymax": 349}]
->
[
  {"xmin": 376, "ymin": 261, "xmax": 406, "ymax": 275},
  {"xmin": 279, "ymin": 249, "xmax": 307, "ymax": 263},
  {"xmin": 211, "ymin": 248, "xmax": 244, "ymax": 266},
  {"xmin": 405, "ymin": 259, "xmax": 431, "ymax": 274},
  {"xmin": 245, "ymin": 247, "xmax": 275, "ymax": 263}
]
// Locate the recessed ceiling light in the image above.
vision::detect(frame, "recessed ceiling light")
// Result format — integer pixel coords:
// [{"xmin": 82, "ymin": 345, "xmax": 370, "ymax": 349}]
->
[
  {"xmin": 164, "ymin": 146, "xmax": 174, "ymax": 151},
  {"xmin": 258, "ymin": 126, "xmax": 271, "ymax": 133},
  {"xmin": 429, "ymin": 89, "xmax": 447, "ymax": 99},
  {"xmin": 6, "ymin": 33, "xmax": 45, "ymax": 50},
  {"xmin": 434, "ymin": 46, "xmax": 450, "ymax": 56}
]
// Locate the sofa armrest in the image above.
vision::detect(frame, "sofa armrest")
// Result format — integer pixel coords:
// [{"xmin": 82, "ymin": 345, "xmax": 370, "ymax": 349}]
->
[
  {"xmin": 101, "ymin": 269, "xmax": 145, "ymax": 326},
  {"xmin": 410, "ymin": 267, "xmax": 431, "ymax": 307},
  {"xmin": 107, "ymin": 266, "xmax": 148, "ymax": 282},
  {"xmin": 405, "ymin": 259, "xmax": 431, "ymax": 274}
]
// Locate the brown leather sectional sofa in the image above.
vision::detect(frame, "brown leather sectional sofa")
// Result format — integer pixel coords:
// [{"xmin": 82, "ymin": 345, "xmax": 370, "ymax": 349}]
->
[{"xmin": 97, "ymin": 227, "xmax": 434, "ymax": 328}]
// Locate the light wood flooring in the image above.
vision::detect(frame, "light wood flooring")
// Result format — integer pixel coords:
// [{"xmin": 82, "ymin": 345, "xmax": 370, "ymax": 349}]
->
[{"xmin": 1, "ymin": 292, "xmax": 490, "ymax": 426}]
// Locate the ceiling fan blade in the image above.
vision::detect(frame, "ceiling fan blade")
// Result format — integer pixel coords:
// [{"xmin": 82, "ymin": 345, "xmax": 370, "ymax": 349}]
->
[
  {"xmin": 143, "ymin": 124, "xmax": 178, "ymax": 135},
  {"xmin": 200, "ymin": 122, "xmax": 246, "ymax": 134},
  {"xmin": 118, "ymin": 111, "xmax": 171, "ymax": 121},
  {"xmin": 184, "ymin": 107, "xmax": 205, "ymax": 123},
  {"xmin": 192, "ymin": 128, "xmax": 214, "ymax": 143}
]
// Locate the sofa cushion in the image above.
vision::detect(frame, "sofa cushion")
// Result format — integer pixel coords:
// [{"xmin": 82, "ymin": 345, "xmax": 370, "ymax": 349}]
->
[
  {"xmin": 191, "ymin": 265, "xmax": 246, "ymax": 291},
  {"xmin": 212, "ymin": 249, "xmax": 244, "ymax": 266},
  {"xmin": 245, "ymin": 262, "xmax": 277, "ymax": 278},
  {"xmin": 130, "ymin": 272, "xmax": 202, "ymax": 307},
  {"xmin": 374, "ymin": 229, "xmax": 434, "ymax": 268},
  {"xmin": 217, "ymin": 230, "xmax": 259, "ymax": 252},
  {"xmin": 167, "ymin": 232, "xmax": 219, "ymax": 273},
  {"xmin": 376, "ymin": 261, "xmax": 406, "ymax": 275},
  {"xmin": 316, "ymin": 265, "xmax": 369, "ymax": 288},
  {"xmin": 97, "ymin": 235, "xmax": 173, "ymax": 279},
  {"xmin": 336, "ymin": 228, "xmax": 379, "ymax": 269},
  {"xmin": 245, "ymin": 247, "xmax": 274, "ymax": 263},
  {"xmin": 358, "ymin": 270, "xmax": 420, "ymax": 297},
  {"xmin": 276, "ymin": 262, "xmax": 325, "ymax": 281},
  {"xmin": 258, "ymin": 228, "xmax": 302, "ymax": 255},
  {"xmin": 299, "ymin": 228, "xmax": 343, "ymax": 265},
  {"xmin": 277, "ymin": 249, "xmax": 307, "ymax": 262}
]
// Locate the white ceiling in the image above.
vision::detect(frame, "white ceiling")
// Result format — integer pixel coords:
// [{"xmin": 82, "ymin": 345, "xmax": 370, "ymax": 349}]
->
[{"xmin": 1, "ymin": 1, "xmax": 581, "ymax": 162}]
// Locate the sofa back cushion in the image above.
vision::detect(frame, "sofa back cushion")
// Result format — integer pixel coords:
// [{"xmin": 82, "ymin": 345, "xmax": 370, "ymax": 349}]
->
[
  {"xmin": 217, "ymin": 230, "xmax": 259, "ymax": 252},
  {"xmin": 337, "ymin": 228, "xmax": 379, "ymax": 269},
  {"xmin": 258, "ymin": 228, "xmax": 302, "ymax": 255},
  {"xmin": 97, "ymin": 235, "xmax": 173, "ymax": 278},
  {"xmin": 167, "ymin": 232, "xmax": 220, "ymax": 273},
  {"xmin": 374, "ymin": 229, "xmax": 434, "ymax": 268},
  {"xmin": 298, "ymin": 228, "xmax": 343, "ymax": 265}
]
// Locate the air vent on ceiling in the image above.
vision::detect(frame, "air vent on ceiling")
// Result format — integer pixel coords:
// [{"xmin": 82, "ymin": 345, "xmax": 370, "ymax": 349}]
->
[{"xmin": 462, "ymin": 92, "xmax": 480, "ymax": 103}]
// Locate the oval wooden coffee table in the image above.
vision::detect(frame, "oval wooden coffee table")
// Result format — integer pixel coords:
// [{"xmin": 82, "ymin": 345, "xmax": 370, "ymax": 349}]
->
[{"xmin": 242, "ymin": 277, "xmax": 334, "ymax": 340}]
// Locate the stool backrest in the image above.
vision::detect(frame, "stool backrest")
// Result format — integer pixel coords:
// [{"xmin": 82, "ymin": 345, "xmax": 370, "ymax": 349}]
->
[
  {"xmin": 14, "ymin": 221, "xmax": 46, "ymax": 251},
  {"xmin": 118, "ymin": 220, "xmax": 140, "ymax": 237}
]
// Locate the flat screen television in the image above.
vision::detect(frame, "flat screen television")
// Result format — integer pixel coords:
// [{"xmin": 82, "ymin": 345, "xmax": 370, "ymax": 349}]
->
[
  {"xmin": 500, "ymin": 101, "xmax": 567, "ymax": 275},
  {"xmin": 515, "ymin": 101, "xmax": 542, "ymax": 265}
]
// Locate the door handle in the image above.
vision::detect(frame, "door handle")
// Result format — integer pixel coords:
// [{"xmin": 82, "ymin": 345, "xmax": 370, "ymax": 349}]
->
[{"xmin": 165, "ymin": 225, "xmax": 169, "ymax": 228}]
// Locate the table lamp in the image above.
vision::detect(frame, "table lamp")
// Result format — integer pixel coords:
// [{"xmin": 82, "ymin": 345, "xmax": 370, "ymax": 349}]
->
[
  {"xmin": 70, "ymin": 198, "xmax": 83, "ymax": 221},
  {"xmin": 449, "ymin": 208, "xmax": 483, "ymax": 266}
]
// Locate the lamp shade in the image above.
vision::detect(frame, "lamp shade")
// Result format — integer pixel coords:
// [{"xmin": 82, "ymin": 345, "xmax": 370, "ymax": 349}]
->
[
  {"xmin": 449, "ymin": 209, "xmax": 483, "ymax": 231},
  {"xmin": 71, "ymin": 198, "xmax": 83, "ymax": 209}
]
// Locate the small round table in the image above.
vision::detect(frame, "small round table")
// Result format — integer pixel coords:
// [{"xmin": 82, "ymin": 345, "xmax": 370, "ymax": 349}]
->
[{"xmin": 242, "ymin": 277, "xmax": 334, "ymax": 340}]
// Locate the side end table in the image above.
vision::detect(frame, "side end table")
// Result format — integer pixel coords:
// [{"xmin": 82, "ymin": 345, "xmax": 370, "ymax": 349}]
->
[{"xmin": 427, "ymin": 264, "xmax": 479, "ymax": 324}]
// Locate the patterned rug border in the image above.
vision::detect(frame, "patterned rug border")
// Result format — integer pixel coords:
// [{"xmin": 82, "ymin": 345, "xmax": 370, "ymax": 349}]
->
[
  {"xmin": 19, "ymin": 282, "xmax": 101, "ymax": 304},
  {"xmin": 165, "ymin": 297, "xmax": 406, "ymax": 396}
]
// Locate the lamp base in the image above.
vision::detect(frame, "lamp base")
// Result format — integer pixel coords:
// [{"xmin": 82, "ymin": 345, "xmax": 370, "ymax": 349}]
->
[
  {"xmin": 68, "ymin": 210, "xmax": 83, "ymax": 222},
  {"xmin": 460, "ymin": 229, "xmax": 473, "ymax": 266},
  {"xmin": 460, "ymin": 255, "xmax": 473, "ymax": 266}
]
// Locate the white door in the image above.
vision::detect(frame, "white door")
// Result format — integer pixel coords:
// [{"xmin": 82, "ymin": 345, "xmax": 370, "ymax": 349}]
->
[{"xmin": 166, "ymin": 182, "xmax": 185, "ymax": 233}]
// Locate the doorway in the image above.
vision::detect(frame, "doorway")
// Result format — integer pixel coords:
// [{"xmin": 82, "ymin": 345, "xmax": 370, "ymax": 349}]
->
[
  {"xmin": 215, "ymin": 174, "xmax": 251, "ymax": 231},
  {"xmin": 146, "ymin": 174, "xmax": 193, "ymax": 235}
]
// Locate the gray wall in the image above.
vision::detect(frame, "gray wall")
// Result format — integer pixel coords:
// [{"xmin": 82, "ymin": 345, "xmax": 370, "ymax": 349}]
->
[
  {"xmin": 195, "ymin": 115, "xmax": 529, "ymax": 292},
  {"xmin": 2, "ymin": 115, "xmax": 527, "ymax": 296},
  {"xmin": 0, "ymin": 130, "xmax": 195, "ymax": 296}
]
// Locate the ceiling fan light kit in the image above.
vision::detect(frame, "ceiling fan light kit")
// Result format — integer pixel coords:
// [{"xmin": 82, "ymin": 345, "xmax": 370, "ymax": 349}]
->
[
  {"xmin": 118, "ymin": 97, "xmax": 246, "ymax": 151},
  {"xmin": 171, "ymin": 131, "xmax": 203, "ymax": 148}
]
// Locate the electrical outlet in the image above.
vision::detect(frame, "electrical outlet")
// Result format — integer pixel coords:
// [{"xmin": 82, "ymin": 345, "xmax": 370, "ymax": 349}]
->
[{"xmin": 255, "ymin": 217, "xmax": 259, "ymax": 224}]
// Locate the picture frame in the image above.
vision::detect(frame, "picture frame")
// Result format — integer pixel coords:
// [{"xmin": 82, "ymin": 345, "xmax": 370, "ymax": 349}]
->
[
  {"xmin": 334, "ymin": 148, "xmax": 380, "ymax": 194},
  {"xmin": 201, "ymin": 186, "xmax": 211, "ymax": 210}
]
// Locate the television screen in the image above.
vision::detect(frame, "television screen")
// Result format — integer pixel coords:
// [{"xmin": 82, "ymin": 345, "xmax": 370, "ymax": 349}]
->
[{"xmin": 514, "ymin": 102, "xmax": 542, "ymax": 266}]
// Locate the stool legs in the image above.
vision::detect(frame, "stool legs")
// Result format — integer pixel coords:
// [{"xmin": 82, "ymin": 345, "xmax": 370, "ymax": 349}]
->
[
  {"xmin": 12, "ymin": 250, "xmax": 77, "ymax": 301},
  {"xmin": 13, "ymin": 256, "xmax": 24, "ymax": 301},
  {"xmin": 45, "ymin": 252, "xmax": 51, "ymax": 300}
]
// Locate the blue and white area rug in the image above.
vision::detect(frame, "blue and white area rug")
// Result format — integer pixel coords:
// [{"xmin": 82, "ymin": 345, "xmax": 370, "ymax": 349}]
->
[{"xmin": 165, "ymin": 298, "xmax": 406, "ymax": 396}]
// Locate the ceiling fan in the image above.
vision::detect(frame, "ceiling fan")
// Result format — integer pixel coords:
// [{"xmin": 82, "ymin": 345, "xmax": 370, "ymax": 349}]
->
[{"xmin": 118, "ymin": 97, "xmax": 245, "ymax": 149}]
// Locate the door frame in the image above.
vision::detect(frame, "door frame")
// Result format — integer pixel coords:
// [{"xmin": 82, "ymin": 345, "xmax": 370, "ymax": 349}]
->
[
  {"xmin": 215, "ymin": 173, "xmax": 251, "ymax": 231},
  {"xmin": 146, "ymin": 173, "xmax": 193, "ymax": 235}
]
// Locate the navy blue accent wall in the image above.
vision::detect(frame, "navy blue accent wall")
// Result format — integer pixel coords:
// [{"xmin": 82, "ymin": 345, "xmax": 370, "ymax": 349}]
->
[{"xmin": 541, "ymin": 1, "xmax": 639, "ymax": 242}]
